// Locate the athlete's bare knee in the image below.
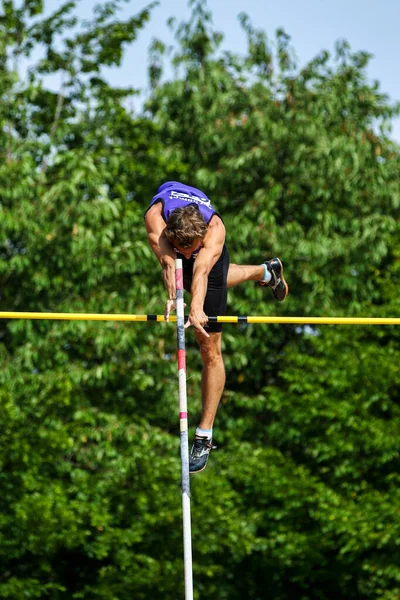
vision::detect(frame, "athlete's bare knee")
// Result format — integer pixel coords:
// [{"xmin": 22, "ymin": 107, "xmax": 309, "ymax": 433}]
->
[{"xmin": 196, "ymin": 331, "xmax": 222, "ymax": 364}]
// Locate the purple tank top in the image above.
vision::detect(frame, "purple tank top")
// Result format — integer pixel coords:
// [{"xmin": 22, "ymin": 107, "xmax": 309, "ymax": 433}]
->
[{"xmin": 146, "ymin": 181, "xmax": 217, "ymax": 224}]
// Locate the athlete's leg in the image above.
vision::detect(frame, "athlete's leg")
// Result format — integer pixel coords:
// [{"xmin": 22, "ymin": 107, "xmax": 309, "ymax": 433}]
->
[
  {"xmin": 227, "ymin": 264, "xmax": 265, "ymax": 288},
  {"xmin": 194, "ymin": 330, "xmax": 225, "ymax": 431},
  {"xmin": 228, "ymin": 259, "xmax": 288, "ymax": 301}
]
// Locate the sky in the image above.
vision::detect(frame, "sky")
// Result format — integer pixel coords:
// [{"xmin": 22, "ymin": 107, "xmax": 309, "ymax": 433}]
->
[{"xmin": 43, "ymin": 0, "xmax": 400, "ymax": 141}]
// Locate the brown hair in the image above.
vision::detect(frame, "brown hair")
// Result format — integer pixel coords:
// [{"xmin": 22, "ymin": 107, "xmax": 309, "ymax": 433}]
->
[{"xmin": 164, "ymin": 205, "xmax": 208, "ymax": 248}]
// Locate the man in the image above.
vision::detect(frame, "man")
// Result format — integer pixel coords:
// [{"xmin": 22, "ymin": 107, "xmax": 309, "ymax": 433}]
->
[{"xmin": 145, "ymin": 181, "xmax": 288, "ymax": 474}]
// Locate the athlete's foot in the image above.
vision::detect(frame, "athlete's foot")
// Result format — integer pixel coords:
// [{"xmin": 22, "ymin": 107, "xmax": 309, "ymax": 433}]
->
[
  {"xmin": 259, "ymin": 258, "xmax": 288, "ymax": 302},
  {"xmin": 189, "ymin": 436, "xmax": 216, "ymax": 474}
]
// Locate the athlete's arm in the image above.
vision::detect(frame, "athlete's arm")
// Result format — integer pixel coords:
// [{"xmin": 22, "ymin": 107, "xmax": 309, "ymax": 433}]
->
[
  {"xmin": 145, "ymin": 203, "xmax": 177, "ymax": 313},
  {"xmin": 186, "ymin": 215, "xmax": 226, "ymax": 336}
]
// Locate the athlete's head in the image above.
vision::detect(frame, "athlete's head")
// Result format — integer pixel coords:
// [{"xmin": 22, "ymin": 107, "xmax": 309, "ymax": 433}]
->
[{"xmin": 164, "ymin": 205, "xmax": 208, "ymax": 249}]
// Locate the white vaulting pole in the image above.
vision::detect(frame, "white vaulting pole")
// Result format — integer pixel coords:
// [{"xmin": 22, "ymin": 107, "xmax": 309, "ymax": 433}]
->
[{"xmin": 175, "ymin": 258, "xmax": 194, "ymax": 600}]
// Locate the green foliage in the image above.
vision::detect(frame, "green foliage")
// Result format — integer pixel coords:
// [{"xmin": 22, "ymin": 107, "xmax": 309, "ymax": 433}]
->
[{"xmin": 1, "ymin": 0, "xmax": 400, "ymax": 598}]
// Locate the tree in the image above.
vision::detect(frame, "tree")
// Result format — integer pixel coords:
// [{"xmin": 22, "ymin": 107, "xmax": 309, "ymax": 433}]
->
[
  {"xmin": 146, "ymin": 3, "xmax": 400, "ymax": 599},
  {"xmin": 0, "ymin": 1, "xmax": 187, "ymax": 598},
  {"xmin": 1, "ymin": 0, "xmax": 400, "ymax": 598}
]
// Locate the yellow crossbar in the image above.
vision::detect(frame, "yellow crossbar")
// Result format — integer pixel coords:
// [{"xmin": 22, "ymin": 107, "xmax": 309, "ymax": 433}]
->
[
  {"xmin": 0, "ymin": 312, "xmax": 164, "ymax": 322},
  {"xmin": 0, "ymin": 312, "xmax": 399, "ymax": 325}
]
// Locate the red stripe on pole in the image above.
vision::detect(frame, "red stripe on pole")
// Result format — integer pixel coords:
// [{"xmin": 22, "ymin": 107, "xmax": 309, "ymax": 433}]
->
[
  {"xmin": 180, "ymin": 412, "xmax": 188, "ymax": 419},
  {"xmin": 178, "ymin": 349, "xmax": 186, "ymax": 371},
  {"xmin": 176, "ymin": 268, "xmax": 183, "ymax": 290}
]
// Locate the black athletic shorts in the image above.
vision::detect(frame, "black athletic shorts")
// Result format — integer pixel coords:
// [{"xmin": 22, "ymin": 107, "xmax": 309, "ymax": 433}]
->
[{"xmin": 177, "ymin": 244, "xmax": 230, "ymax": 333}]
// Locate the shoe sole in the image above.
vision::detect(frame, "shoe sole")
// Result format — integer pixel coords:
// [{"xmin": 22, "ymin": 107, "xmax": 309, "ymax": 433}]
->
[
  {"xmin": 275, "ymin": 258, "xmax": 289, "ymax": 302},
  {"xmin": 189, "ymin": 461, "xmax": 209, "ymax": 474},
  {"xmin": 189, "ymin": 467, "xmax": 206, "ymax": 475}
]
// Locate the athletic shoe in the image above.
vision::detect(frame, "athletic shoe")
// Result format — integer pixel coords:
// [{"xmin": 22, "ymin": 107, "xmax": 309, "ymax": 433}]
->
[
  {"xmin": 259, "ymin": 257, "xmax": 288, "ymax": 302},
  {"xmin": 189, "ymin": 436, "xmax": 216, "ymax": 474}
]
